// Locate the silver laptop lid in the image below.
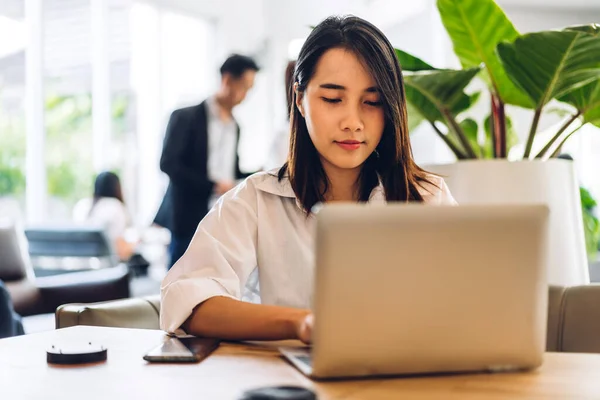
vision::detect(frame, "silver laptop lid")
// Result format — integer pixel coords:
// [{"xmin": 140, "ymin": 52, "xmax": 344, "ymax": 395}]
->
[{"xmin": 310, "ymin": 204, "xmax": 549, "ymax": 378}]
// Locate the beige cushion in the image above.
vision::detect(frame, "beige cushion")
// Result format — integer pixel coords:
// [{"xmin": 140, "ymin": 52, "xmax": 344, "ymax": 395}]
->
[
  {"xmin": 546, "ymin": 285, "xmax": 567, "ymax": 352},
  {"xmin": 556, "ymin": 285, "xmax": 600, "ymax": 353},
  {"xmin": 55, "ymin": 295, "xmax": 160, "ymax": 330}
]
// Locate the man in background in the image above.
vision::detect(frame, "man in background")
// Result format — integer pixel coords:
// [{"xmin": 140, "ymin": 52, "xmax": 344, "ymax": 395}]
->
[{"xmin": 157, "ymin": 54, "xmax": 259, "ymax": 269}]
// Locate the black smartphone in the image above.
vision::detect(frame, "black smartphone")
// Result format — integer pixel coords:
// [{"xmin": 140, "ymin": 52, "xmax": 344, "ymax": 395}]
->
[{"xmin": 143, "ymin": 335, "xmax": 220, "ymax": 363}]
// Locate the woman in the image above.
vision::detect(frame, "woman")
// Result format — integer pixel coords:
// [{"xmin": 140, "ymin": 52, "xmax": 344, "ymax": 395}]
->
[
  {"xmin": 160, "ymin": 16, "xmax": 457, "ymax": 343},
  {"xmin": 73, "ymin": 171, "xmax": 135, "ymax": 261}
]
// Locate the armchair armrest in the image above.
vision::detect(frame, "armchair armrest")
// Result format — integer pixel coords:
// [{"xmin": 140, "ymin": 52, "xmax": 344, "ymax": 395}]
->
[
  {"xmin": 55, "ymin": 295, "xmax": 160, "ymax": 330},
  {"xmin": 35, "ymin": 264, "xmax": 131, "ymax": 315}
]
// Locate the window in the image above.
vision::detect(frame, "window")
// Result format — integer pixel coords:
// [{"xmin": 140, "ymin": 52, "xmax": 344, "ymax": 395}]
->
[
  {"xmin": 43, "ymin": 0, "xmax": 94, "ymax": 221},
  {"xmin": 0, "ymin": 5, "xmax": 26, "ymax": 222},
  {"xmin": 130, "ymin": 3, "xmax": 215, "ymax": 224}
]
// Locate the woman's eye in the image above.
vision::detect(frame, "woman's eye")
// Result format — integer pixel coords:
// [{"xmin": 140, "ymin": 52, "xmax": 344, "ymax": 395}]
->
[
  {"xmin": 321, "ymin": 97, "xmax": 341, "ymax": 104},
  {"xmin": 365, "ymin": 100, "xmax": 382, "ymax": 107}
]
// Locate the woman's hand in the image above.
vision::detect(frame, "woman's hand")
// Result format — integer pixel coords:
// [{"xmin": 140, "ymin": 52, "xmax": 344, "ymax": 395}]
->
[{"xmin": 295, "ymin": 313, "xmax": 314, "ymax": 345}]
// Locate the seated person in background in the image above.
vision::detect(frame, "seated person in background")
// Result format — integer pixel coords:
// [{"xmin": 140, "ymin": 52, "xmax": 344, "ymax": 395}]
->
[
  {"xmin": 160, "ymin": 15, "xmax": 457, "ymax": 343},
  {"xmin": 0, "ymin": 280, "xmax": 24, "ymax": 338},
  {"xmin": 73, "ymin": 171, "xmax": 135, "ymax": 261}
]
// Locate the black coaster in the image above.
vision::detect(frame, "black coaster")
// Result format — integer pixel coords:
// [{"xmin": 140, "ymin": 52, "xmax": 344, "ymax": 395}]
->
[
  {"xmin": 239, "ymin": 386, "xmax": 317, "ymax": 400},
  {"xmin": 47, "ymin": 342, "xmax": 107, "ymax": 365}
]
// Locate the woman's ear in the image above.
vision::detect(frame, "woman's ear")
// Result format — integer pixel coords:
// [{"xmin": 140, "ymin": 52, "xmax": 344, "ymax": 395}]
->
[{"xmin": 294, "ymin": 82, "xmax": 305, "ymax": 117}]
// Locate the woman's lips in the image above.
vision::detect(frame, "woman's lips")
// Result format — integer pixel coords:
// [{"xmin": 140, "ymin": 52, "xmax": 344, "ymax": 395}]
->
[{"xmin": 335, "ymin": 140, "xmax": 362, "ymax": 150}]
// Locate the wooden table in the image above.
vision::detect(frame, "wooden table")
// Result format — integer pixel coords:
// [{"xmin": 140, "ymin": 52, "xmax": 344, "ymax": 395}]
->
[{"xmin": 2, "ymin": 326, "xmax": 600, "ymax": 399}]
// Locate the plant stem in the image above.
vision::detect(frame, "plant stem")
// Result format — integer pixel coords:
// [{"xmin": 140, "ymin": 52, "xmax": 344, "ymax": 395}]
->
[
  {"xmin": 496, "ymin": 97, "xmax": 507, "ymax": 158},
  {"xmin": 490, "ymin": 99, "xmax": 498, "ymax": 158},
  {"xmin": 442, "ymin": 110, "xmax": 478, "ymax": 159},
  {"xmin": 549, "ymin": 122, "xmax": 585, "ymax": 158},
  {"xmin": 523, "ymin": 108, "xmax": 542, "ymax": 159},
  {"xmin": 429, "ymin": 121, "xmax": 467, "ymax": 160},
  {"xmin": 534, "ymin": 111, "xmax": 582, "ymax": 159}
]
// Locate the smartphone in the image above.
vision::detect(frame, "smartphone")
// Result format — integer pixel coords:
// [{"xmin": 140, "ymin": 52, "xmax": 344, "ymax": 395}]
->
[{"xmin": 143, "ymin": 335, "xmax": 220, "ymax": 363}]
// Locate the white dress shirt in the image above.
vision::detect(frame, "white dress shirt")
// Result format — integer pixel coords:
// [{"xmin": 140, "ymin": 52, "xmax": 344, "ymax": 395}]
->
[
  {"xmin": 160, "ymin": 169, "xmax": 457, "ymax": 333},
  {"xmin": 206, "ymin": 96, "xmax": 238, "ymax": 207}
]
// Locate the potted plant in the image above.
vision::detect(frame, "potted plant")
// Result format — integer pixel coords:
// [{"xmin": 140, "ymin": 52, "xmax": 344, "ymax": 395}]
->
[
  {"xmin": 397, "ymin": 0, "xmax": 600, "ymax": 285},
  {"xmin": 581, "ymin": 187, "xmax": 600, "ymax": 257},
  {"xmin": 582, "ymin": 186, "xmax": 600, "ymax": 282}
]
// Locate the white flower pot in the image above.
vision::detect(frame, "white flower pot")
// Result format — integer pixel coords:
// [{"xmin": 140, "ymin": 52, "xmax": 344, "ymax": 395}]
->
[{"xmin": 425, "ymin": 159, "xmax": 589, "ymax": 286}]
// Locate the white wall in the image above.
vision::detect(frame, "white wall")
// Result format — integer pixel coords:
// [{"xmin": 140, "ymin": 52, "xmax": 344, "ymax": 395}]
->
[{"xmin": 503, "ymin": 7, "xmax": 600, "ymax": 31}]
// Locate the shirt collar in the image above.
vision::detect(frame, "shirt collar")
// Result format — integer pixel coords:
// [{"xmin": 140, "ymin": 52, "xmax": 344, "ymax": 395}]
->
[
  {"xmin": 206, "ymin": 96, "xmax": 236, "ymax": 124},
  {"xmin": 255, "ymin": 169, "xmax": 386, "ymax": 205},
  {"xmin": 255, "ymin": 169, "xmax": 296, "ymax": 198},
  {"xmin": 206, "ymin": 96, "xmax": 220, "ymax": 119}
]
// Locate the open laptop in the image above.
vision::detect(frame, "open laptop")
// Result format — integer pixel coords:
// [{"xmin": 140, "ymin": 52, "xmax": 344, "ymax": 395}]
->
[{"xmin": 280, "ymin": 204, "xmax": 550, "ymax": 379}]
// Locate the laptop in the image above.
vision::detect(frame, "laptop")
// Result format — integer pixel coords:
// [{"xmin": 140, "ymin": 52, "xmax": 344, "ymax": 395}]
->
[{"xmin": 280, "ymin": 204, "xmax": 550, "ymax": 379}]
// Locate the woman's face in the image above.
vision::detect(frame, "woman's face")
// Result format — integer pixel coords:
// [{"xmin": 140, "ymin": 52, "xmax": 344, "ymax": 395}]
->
[{"xmin": 297, "ymin": 48, "xmax": 385, "ymax": 174}]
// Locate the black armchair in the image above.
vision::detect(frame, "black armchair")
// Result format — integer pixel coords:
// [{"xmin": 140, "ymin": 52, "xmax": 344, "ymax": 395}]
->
[{"xmin": 0, "ymin": 221, "xmax": 130, "ymax": 316}]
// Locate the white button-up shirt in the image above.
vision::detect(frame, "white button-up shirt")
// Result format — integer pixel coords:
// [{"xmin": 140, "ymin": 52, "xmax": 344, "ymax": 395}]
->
[
  {"xmin": 160, "ymin": 169, "xmax": 457, "ymax": 333},
  {"xmin": 206, "ymin": 96, "xmax": 238, "ymax": 207}
]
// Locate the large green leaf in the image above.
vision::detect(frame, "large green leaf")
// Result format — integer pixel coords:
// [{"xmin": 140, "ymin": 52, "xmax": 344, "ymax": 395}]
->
[
  {"xmin": 567, "ymin": 24, "xmax": 600, "ymax": 35},
  {"xmin": 396, "ymin": 48, "xmax": 440, "ymax": 132},
  {"xmin": 560, "ymin": 80, "xmax": 600, "ymax": 126},
  {"xmin": 404, "ymin": 68, "xmax": 481, "ymax": 158},
  {"xmin": 436, "ymin": 0, "xmax": 533, "ymax": 108},
  {"xmin": 497, "ymin": 30, "xmax": 600, "ymax": 110},
  {"xmin": 586, "ymin": 107, "xmax": 600, "ymax": 128},
  {"xmin": 395, "ymin": 49, "xmax": 436, "ymax": 71},
  {"xmin": 406, "ymin": 100, "xmax": 425, "ymax": 133},
  {"xmin": 581, "ymin": 186, "xmax": 598, "ymax": 210},
  {"xmin": 582, "ymin": 207, "xmax": 600, "ymax": 258},
  {"xmin": 581, "ymin": 187, "xmax": 600, "ymax": 257},
  {"xmin": 557, "ymin": 25, "xmax": 600, "ymax": 129},
  {"xmin": 483, "ymin": 114, "xmax": 517, "ymax": 158},
  {"xmin": 397, "ymin": 48, "xmax": 436, "ymax": 132},
  {"xmin": 459, "ymin": 118, "xmax": 481, "ymax": 157},
  {"xmin": 403, "ymin": 67, "xmax": 481, "ymax": 123},
  {"xmin": 451, "ymin": 91, "xmax": 480, "ymax": 115}
]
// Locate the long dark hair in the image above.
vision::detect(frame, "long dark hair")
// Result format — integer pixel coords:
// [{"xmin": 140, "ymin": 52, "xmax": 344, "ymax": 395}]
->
[
  {"xmin": 278, "ymin": 15, "xmax": 435, "ymax": 213},
  {"xmin": 91, "ymin": 171, "xmax": 124, "ymax": 211},
  {"xmin": 285, "ymin": 60, "xmax": 296, "ymax": 119}
]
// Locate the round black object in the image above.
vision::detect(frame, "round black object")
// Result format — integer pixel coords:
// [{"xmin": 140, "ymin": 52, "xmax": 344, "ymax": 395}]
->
[
  {"xmin": 47, "ymin": 342, "xmax": 107, "ymax": 365},
  {"xmin": 239, "ymin": 386, "xmax": 317, "ymax": 400}
]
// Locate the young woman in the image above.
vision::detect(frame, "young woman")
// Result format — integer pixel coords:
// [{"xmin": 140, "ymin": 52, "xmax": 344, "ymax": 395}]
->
[
  {"xmin": 160, "ymin": 16, "xmax": 457, "ymax": 343},
  {"xmin": 73, "ymin": 171, "xmax": 135, "ymax": 261}
]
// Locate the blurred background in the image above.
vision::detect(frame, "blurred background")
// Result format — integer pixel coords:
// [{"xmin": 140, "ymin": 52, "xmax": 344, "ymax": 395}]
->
[
  {"xmin": 1, "ymin": 0, "xmax": 599, "ymax": 227},
  {"xmin": 1, "ymin": 0, "xmax": 600, "ymax": 334}
]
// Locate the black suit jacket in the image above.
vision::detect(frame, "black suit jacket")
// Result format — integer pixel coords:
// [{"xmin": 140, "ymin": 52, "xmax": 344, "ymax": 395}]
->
[{"xmin": 155, "ymin": 101, "xmax": 248, "ymax": 238}]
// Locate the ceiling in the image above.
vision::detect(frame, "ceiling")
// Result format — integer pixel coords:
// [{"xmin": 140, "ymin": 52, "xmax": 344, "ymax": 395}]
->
[{"xmin": 2, "ymin": 0, "xmax": 599, "ymax": 22}]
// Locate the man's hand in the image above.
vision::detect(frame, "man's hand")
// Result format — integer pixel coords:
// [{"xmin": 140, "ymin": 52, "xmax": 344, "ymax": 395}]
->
[{"xmin": 214, "ymin": 180, "xmax": 235, "ymax": 196}]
